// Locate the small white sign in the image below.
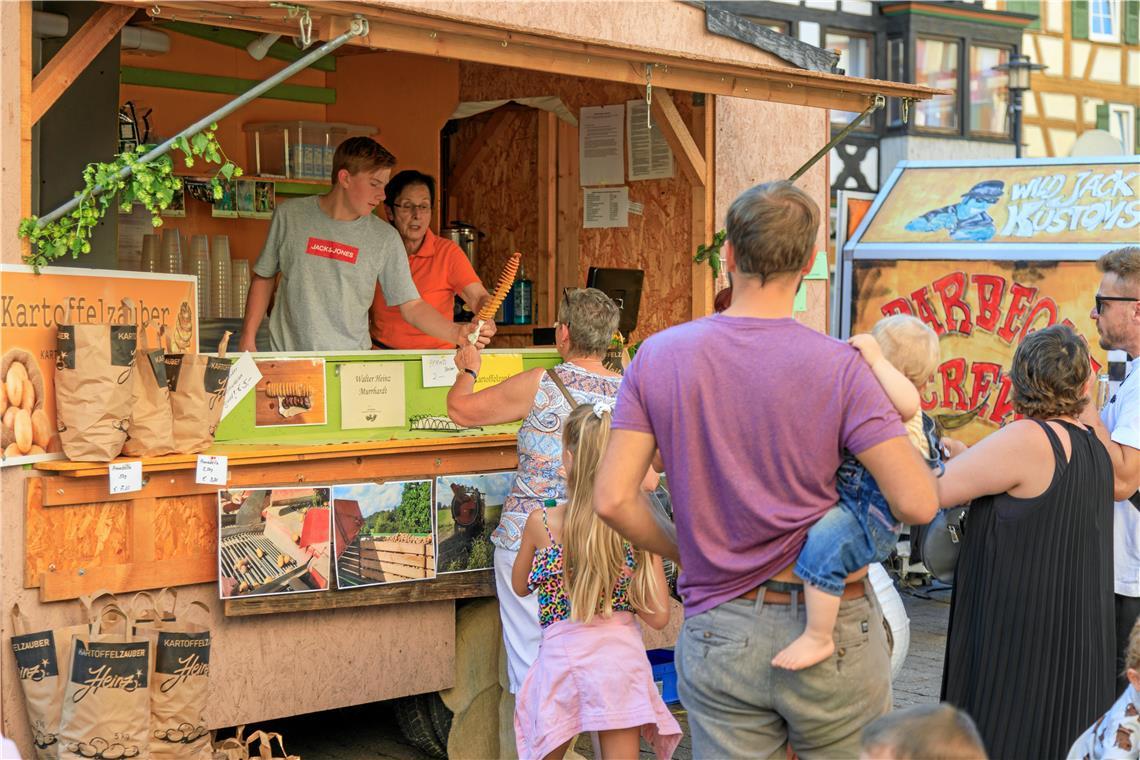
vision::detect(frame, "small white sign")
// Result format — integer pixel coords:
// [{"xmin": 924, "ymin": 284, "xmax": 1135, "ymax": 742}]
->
[
  {"xmin": 220, "ymin": 353, "xmax": 262, "ymax": 420},
  {"xmin": 422, "ymin": 355, "xmax": 458, "ymax": 388},
  {"xmin": 196, "ymin": 455, "xmax": 228, "ymax": 486},
  {"xmin": 109, "ymin": 461, "xmax": 143, "ymax": 494},
  {"xmin": 584, "ymin": 187, "xmax": 630, "ymax": 229}
]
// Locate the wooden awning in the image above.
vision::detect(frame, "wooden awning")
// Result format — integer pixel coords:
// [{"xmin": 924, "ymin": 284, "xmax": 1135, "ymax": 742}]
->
[{"xmin": 104, "ymin": 0, "xmax": 942, "ymax": 113}]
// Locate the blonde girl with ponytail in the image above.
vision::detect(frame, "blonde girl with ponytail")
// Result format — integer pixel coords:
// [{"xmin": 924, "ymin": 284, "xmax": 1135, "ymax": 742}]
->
[{"xmin": 510, "ymin": 402, "xmax": 681, "ymax": 760}]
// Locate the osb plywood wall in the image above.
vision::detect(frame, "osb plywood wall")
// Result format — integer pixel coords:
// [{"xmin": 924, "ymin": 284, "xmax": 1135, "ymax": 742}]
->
[{"xmin": 451, "ymin": 62, "xmax": 694, "ymax": 341}]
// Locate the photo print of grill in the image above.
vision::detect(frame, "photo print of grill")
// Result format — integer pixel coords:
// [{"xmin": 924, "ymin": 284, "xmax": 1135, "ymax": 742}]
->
[{"xmin": 217, "ymin": 486, "xmax": 332, "ymax": 599}]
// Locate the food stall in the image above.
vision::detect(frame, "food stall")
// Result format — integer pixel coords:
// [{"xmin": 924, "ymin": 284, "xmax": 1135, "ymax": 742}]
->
[
  {"xmin": 0, "ymin": 1, "xmax": 937, "ymax": 754},
  {"xmin": 840, "ymin": 156, "xmax": 1139, "ymax": 444}
]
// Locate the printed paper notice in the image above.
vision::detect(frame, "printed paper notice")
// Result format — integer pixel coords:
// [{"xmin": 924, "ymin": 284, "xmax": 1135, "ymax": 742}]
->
[
  {"xmin": 422, "ymin": 355, "xmax": 457, "ymax": 388},
  {"xmin": 340, "ymin": 362, "xmax": 406, "ymax": 429},
  {"xmin": 220, "ymin": 353, "xmax": 262, "ymax": 419},
  {"xmin": 474, "ymin": 354, "xmax": 525, "ymax": 391},
  {"xmin": 196, "ymin": 455, "xmax": 228, "ymax": 486},
  {"xmin": 626, "ymin": 99, "xmax": 674, "ymax": 181},
  {"xmin": 583, "ymin": 187, "xmax": 629, "ymax": 229},
  {"xmin": 109, "ymin": 461, "xmax": 143, "ymax": 494},
  {"xmin": 579, "ymin": 105, "xmax": 625, "ymax": 187}
]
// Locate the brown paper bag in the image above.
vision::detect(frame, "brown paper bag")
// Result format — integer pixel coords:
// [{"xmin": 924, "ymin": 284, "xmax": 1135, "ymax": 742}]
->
[
  {"xmin": 55, "ymin": 300, "xmax": 137, "ymax": 461},
  {"xmin": 167, "ymin": 332, "xmax": 233, "ymax": 454},
  {"xmin": 10, "ymin": 604, "xmax": 89, "ymax": 759},
  {"xmin": 59, "ymin": 602, "xmax": 152, "ymax": 760},
  {"xmin": 123, "ymin": 320, "xmax": 176, "ymax": 458},
  {"xmin": 133, "ymin": 593, "xmax": 212, "ymax": 759},
  {"xmin": 245, "ymin": 732, "xmax": 299, "ymax": 760}
]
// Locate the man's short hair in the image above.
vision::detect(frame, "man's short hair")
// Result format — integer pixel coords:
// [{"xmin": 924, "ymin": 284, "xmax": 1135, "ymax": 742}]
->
[
  {"xmin": 861, "ymin": 704, "xmax": 987, "ymax": 760},
  {"xmin": 384, "ymin": 170, "xmax": 436, "ymax": 208},
  {"xmin": 724, "ymin": 180, "xmax": 819, "ymax": 284},
  {"xmin": 1097, "ymin": 247, "xmax": 1140, "ymax": 290},
  {"xmin": 331, "ymin": 136, "xmax": 397, "ymax": 185},
  {"xmin": 1010, "ymin": 324, "xmax": 1090, "ymax": 419}
]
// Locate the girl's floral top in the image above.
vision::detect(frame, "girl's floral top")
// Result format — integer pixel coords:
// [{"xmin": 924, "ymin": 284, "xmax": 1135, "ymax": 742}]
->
[
  {"xmin": 527, "ymin": 508, "xmax": 637, "ymax": 628},
  {"xmin": 491, "ymin": 363, "xmax": 621, "ymax": 553}
]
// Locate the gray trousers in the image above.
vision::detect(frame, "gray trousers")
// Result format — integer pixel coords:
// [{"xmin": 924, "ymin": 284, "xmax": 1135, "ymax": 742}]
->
[{"xmin": 676, "ymin": 581, "xmax": 891, "ymax": 759}]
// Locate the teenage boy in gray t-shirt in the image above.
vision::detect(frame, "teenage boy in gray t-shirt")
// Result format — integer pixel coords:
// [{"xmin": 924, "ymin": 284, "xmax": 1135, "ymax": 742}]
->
[{"xmin": 240, "ymin": 137, "xmax": 493, "ymax": 352}]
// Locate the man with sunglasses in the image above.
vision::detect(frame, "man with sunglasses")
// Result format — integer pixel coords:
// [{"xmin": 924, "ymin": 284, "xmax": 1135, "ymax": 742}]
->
[{"xmin": 1082, "ymin": 246, "xmax": 1140, "ymax": 693}]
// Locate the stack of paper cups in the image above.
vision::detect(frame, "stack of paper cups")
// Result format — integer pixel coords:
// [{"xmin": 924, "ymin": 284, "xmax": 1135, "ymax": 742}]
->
[
  {"xmin": 187, "ymin": 235, "xmax": 212, "ymax": 321},
  {"xmin": 160, "ymin": 228, "xmax": 183, "ymax": 274},
  {"xmin": 140, "ymin": 234, "xmax": 160, "ymax": 272},
  {"xmin": 211, "ymin": 235, "xmax": 232, "ymax": 318},
  {"xmin": 231, "ymin": 259, "xmax": 251, "ymax": 319}
]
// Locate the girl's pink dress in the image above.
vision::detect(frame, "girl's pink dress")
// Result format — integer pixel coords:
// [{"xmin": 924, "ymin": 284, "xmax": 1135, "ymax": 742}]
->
[{"xmin": 513, "ymin": 513, "xmax": 682, "ymax": 759}]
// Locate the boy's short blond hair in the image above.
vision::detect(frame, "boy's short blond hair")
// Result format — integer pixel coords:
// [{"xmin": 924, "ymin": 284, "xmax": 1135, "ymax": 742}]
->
[
  {"xmin": 861, "ymin": 704, "xmax": 987, "ymax": 760},
  {"xmin": 872, "ymin": 314, "xmax": 941, "ymax": 387}
]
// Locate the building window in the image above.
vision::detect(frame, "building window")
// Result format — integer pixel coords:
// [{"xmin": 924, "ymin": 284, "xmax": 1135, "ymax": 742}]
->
[
  {"xmin": 887, "ymin": 37, "xmax": 905, "ymax": 125},
  {"xmin": 969, "ymin": 46, "xmax": 1010, "ymax": 136},
  {"xmin": 1109, "ymin": 103, "xmax": 1136, "ymax": 153},
  {"xmin": 1089, "ymin": 0, "xmax": 1120, "ymax": 43},
  {"xmin": 827, "ymin": 30, "xmax": 874, "ymax": 125},
  {"xmin": 914, "ymin": 37, "xmax": 960, "ymax": 131}
]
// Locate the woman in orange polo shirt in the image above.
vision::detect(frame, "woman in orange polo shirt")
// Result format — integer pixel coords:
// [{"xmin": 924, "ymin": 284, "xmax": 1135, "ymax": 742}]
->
[{"xmin": 369, "ymin": 170, "xmax": 494, "ymax": 349}]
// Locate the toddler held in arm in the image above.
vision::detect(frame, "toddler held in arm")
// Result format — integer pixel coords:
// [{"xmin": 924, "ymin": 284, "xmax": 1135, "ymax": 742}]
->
[{"xmin": 773, "ymin": 314, "xmax": 940, "ymax": 670}]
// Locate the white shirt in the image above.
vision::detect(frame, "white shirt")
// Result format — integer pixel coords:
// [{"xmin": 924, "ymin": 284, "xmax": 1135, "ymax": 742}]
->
[
  {"xmin": 1067, "ymin": 684, "xmax": 1140, "ymax": 759},
  {"xmin": 1102, "ymin": 356, "xmax": 1140, "ymax": 597}
]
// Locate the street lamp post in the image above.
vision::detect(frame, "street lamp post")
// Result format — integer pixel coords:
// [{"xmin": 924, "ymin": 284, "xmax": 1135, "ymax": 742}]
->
[{"xmin": 995, "ymin": 53, "xmax": 1047, "ymax": 158}]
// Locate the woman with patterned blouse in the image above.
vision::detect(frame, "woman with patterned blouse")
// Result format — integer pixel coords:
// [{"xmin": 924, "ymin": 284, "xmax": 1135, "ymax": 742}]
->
[{"xmin": 448, "ymin": 287, "xmax": 629, "ymax": 694}]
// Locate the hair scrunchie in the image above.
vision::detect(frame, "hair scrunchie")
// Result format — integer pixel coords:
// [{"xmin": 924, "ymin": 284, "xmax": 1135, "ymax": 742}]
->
[{"xmin": 592, "ymin": 400, "xmax": 614, "ymax": 418}]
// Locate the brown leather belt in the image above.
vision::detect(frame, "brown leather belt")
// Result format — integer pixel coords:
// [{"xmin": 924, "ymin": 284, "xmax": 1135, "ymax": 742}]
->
[{"xmin": 737, "ymin": 579, "xmax": 866, "ymax": 605}]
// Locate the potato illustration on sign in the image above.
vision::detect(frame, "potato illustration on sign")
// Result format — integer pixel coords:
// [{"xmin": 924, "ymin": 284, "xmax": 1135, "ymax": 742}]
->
[
  {"xmin": 172, "ymin": 301, "xmax": 193, "ymax": 352},
  {"xmin": 1, "ymin": 348, "xmax": 58, "ymax": 458}
]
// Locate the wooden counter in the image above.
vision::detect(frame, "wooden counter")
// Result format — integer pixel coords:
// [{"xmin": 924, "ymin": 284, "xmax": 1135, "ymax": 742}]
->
[{"xmin": 26, "ymin": 436, "xmax": 517, "ymax": 611}]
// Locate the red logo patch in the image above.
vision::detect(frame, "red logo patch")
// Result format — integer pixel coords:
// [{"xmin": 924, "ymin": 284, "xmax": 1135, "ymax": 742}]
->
[{"xmin": 305, "ymin": 237, "xmax": 359, "ymax": 264}]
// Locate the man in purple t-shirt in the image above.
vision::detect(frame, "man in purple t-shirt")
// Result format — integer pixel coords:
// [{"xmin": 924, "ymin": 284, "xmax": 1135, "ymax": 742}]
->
[{"xmin": 595, "ymin": 181, "xmax": 938, "ymax": 758}]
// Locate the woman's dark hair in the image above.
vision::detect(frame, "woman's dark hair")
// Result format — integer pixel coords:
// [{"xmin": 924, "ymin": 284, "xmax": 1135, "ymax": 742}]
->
[
  {"xmin": 1010, "ymin": 324, "xmax": 1091, "ymax": 419},
  {"xmin": 384, "ymin": 170, "xmax": 436, "ymax": 208}
]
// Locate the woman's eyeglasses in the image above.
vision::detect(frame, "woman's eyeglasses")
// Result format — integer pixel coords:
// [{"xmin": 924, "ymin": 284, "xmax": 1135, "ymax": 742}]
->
[
  {"xmin": 556, "ymin": 288, "xmax": 575, "ymax": 330},
  {"xmin": 392, "ymin": 202, "xmax": 432, "ymax": 216},
  {"xmin": 1094, "ymin": 295, "xmax": 1139, "ymax": 314}
]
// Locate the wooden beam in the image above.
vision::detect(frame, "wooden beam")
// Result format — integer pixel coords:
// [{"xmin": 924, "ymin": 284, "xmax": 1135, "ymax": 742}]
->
[
  {"xmin": 31, "ymin": 4, "xmax": 136, "ymax": 124},
  {"xmin": 40, "ymin": 555, "xmax": 217, "ymax": 602},
  {"xmin": 689, "ymin": 96, "xmax": 716, "ymax": 320},
  {"xmin": 537, "ymin": 110, "xmax": 558, "ymax": 325},
  {"xmin": 651, "ymin": 88, "xmax": 707, "ymax": 187},
  {"xmin": 225, "ymin": 568, "xmax": 495, "ymax": 617},
  {"xmin": 449, "ymin": 108, "xmax": 515, "ymax": 191},
  {"xmin": 556, "ymin": 120, "xmax": 581, "ymax": 297}
]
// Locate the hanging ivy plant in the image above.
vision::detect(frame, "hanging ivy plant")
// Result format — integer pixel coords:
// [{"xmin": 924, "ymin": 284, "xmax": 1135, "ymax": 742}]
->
[
  {"xmin": 693, "ymin": 229, "xmax": 726, "ymax": 280},
  {"xmin": 17, "ymin": 123, "xmax": 243, "ymax": 270}
]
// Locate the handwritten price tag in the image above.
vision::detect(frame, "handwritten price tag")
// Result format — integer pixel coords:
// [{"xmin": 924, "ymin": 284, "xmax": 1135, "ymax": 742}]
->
[
  {"xmin": 221, "ymin": 353, "xmax": 262, "ymax": 419},
  {"xmin": 195, "ymin": 455, "xmax": 228, "ymax": 486},
  {"xmin": 108, "ymin": 461, "xmax": 143, "ymax": 494},
  {"xmin": 421, "ymin": 354, "xmax": 457, "ymax": 388}
]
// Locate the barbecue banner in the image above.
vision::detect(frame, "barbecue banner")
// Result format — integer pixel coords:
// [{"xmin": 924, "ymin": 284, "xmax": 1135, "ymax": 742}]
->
[
  {"xmin": 0, "ymin": 265, "xmax": 197, "ymax": 467},
  {"xmin": 850, "ymin": 259, "xmax": 1107, "ymax": 444},
  {"xmin": 859, "ymin": 162, "xmax": 1140, "ymax": 245}
]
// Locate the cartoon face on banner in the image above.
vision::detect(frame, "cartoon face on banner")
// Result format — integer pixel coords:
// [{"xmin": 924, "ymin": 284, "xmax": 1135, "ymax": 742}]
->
[
  {"xmin": 861, "ymin": 164, "xmax": 1140, "ymax": 245},
  {"xmin": 850, "ymin": 259, "xmax": 1108, "ymax": 445}
]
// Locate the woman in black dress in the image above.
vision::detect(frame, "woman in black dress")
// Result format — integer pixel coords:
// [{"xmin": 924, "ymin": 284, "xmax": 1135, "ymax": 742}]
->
[{"xmin": 938, "ymin": 324, "xmax": 1115, "ymax": 760}]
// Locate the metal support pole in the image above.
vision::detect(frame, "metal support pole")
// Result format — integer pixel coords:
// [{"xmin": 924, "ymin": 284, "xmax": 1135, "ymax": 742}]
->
[
  {"xmin": 788, "ymin": 94, "xmax": 884, "ymax": 183},
  {"xmin": 1011, "ymin": 89, "xmax": 1023, "ymax": 159},
  {"xmin": 36, "ymin": 16, "xmax": 370, "ymax": 227}
]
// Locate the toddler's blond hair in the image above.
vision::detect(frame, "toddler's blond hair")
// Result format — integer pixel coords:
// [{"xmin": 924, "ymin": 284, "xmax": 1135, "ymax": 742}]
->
[
  {"xmin": 1126, "ymin": 616, "xmax": 1140, "ymax": 674},
  {"xmin": 872, "ymin": 315, "xmax": 940, "ymax": 388}
]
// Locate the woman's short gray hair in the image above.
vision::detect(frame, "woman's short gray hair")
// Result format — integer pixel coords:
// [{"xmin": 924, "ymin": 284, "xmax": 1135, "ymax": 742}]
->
[{"xmin": 558, "ymin": 288, "xmax": 620, "ymax": 357}]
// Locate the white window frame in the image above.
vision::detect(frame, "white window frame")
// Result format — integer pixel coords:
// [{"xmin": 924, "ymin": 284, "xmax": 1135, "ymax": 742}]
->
[
  {"xmin": 1089, "ymin": 0, "xmax": 1121, "ymax": 44},
  {"xmin": 1108, "ymin": 102, "xmax": 1135, "ymax": 154}
]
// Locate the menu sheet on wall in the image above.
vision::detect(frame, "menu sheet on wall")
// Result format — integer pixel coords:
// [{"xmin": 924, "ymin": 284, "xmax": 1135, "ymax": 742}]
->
[
  {"xmin": 626, "ymin": 99, "xmax": 674, "ymax": 181},
  {"xmin": 579, "ymin": 105, "xmax": 625, "ymax": 187},
  {"xmin": 583, "ymin": 187, "xmax": 630, "ymax": 229}
]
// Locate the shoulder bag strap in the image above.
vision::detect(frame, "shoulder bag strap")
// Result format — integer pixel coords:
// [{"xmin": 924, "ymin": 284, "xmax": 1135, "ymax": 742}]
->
[{"xmin": 545, "ymin": 368, "xmax": 576, "ymax": 407}]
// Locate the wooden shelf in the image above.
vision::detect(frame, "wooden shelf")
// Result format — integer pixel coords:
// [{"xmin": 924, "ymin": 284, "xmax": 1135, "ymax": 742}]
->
[{"xmin": 174, "ymin": 173, "xmax": 329, "ymax": 197}]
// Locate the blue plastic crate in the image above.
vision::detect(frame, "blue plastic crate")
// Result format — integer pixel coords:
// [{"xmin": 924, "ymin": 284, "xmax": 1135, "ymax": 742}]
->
[{"xmin": 647, "ymin": 648, "xmax": 679, "ymax": 705}]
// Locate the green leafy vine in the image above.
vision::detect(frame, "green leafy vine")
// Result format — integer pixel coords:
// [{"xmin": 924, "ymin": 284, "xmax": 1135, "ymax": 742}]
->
[
  {"xmin": 17, "ymin": 123, "xmax": 243, "ymax": 270},
  {"xmin": 694, "ymin": 229, "xmax": 726, "ymax": 280}
]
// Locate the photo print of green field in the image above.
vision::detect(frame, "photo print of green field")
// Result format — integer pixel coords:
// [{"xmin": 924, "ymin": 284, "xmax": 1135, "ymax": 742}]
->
[
  {"xmin": 331, "ymin": 480, "xmax": 435, "ymax": 588},
  {"xmin": 434, "ymin": 472, "xmax": 512, "ymax": 573},
  {"xmin": 217, "ymin": 486, "xmax": 332, "ymax": 599}
]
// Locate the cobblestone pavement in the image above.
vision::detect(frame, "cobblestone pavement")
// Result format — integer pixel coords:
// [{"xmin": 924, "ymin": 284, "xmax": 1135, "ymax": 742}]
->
[{"xmin": 254, "ymin": 590, "xmax": 951, "ymax": 759}]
